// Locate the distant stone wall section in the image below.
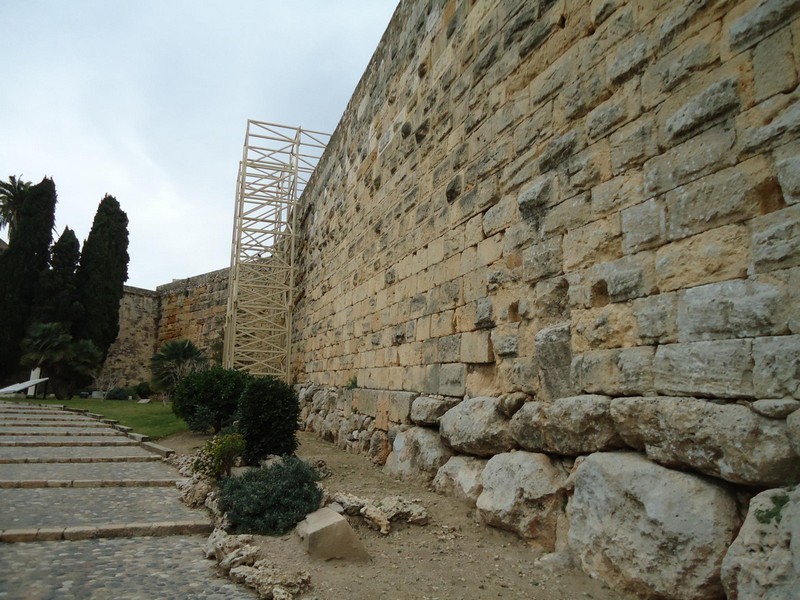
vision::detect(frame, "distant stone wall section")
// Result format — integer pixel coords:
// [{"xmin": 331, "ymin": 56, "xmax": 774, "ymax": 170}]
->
[
  {"xmin": 155, "ymin": 268, "xmax": 229, "ymax": 358},
  {"xmin": 292, "ymin": 1, "xmax": 800, "ymax": 597},
  {"xmin": 101, "ymin": 269, "xmax": 229, "ymax": 387}
]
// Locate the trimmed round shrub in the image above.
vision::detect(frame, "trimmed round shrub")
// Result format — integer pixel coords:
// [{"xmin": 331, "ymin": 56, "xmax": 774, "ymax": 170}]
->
[
  {"xmin": 172, "ymin": 367, "xmax": 252, "ymax": 433},
  {"xmin": 106, "ymin": 386, "xmax": 134, "ymax": 400},
  {"xmin": 134, "ymin": 381, "xmax": 152, "ymax": 399},
  {"xmin": 218, "ymin": 456, "xmax": 322, "ymax": 535},
  {"xmin": 237, "ymin": 375, "xmax": 300, "ymax": 464}
]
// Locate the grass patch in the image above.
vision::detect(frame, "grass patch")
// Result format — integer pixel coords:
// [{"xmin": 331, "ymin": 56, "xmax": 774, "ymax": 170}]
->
[{"xmin": 7, "ymin": 398, "xmax": 187, "ymax": 440}]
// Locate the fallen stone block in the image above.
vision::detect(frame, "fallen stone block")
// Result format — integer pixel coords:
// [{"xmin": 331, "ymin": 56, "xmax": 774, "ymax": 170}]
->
[{"xmin": 296, "ymin": 507, "xmax": 369, "ymax": 561}]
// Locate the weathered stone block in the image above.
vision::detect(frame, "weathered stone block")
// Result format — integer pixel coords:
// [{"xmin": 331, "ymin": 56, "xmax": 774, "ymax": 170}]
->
[
  {"xmin": 477, "ymin": 451, "xmax": 567, "ymax": 549},
  {"xmin": 751, "ymin": 205, "xmax": 800, "ymax": 272},
  {"xmin": 510, "ymin": 395, "xmax": 623, "ymax": 456},
  {"xmin": 634, "ymin": 292, "xmax": 678, "ymax": 344},
  {"xmin": 483, "ymin": 195, "xmax": 516, "ymax": 237},
  {"xmin": 437, "ymin": 334, "xmax": 461, "ymax": 363},
  {"xmin": 517, "ymin": 173, "xmax": 556, "ymax": 227},
  {"xmin": 728, "ymin": 0, "xmax": 800, "ymax": 52},
  {"xmin": 432, "ymin": 455, "xmax": 487, "ymax": 506},
  {"xmin": 722, "ymin": 486, "xmax": 800, "ymax": 600},
  {"xmin": 438, "ymin": 363, "xmax": 466, "ymax": 397},
  {"xmin": 644, "ymin": 123, "xmax": 736, "ymax": 196},
  {"xmin": 736, "ymin": 89, "xmax": 800, "ymax": 157},
  {"xmin": 439, "ymin": 396, "xmax": 516, "ymax": 457},
  {"xmin": 654, "ymin": 340, "xmax": 753, "ymax": 398},
  {"xmin": 655, "ymin": 224, "xmax": 749, "ymax": 292},
  {"xmin": 753, "ymin": 27, "xmax": 797, "ymax": 103},
  {"xmin": 609, "ymin": 117, "xmax": 657, "ymax": 175},
  {"xmin": 571, "ymin": 347, "xmax": 654, "ymax": 396},
  {"xmin": 474, "ymin": 297, "xmax": 494, "ymax": 328},
  {"xmin": 621, "ymin": 198, "xmax": 665, "ymax": 254},
  {"xmin": 753, "ymin": 335, "xmax": 800, "ymax": 399},
  {"xmin": 569, "ymin": 452, "xmax": 740, "ymax": 599},
  {"xmin": 534, "ymin": 323, "xmax": 573, "ymax": 400},
  {"xmin": 663, "ymin": 76, "xmax": 739, "ymax": 142},
  {"xmin": 613, "ymin": 396, "xmax": 800, "ymax": 486},
  {"xmin": 522, "ymin": 237, "xmax": 562, "ymax": 283},
  {"xmin": 777, "ymin": 155, "xmax": 800, "ymax": 204},
  {"xmin": 384, "ymin": 426, "xmax": 454, "ymax": 482},
  {"xmin": 562, "ymin": 217, "xmax": 622, "ymax": 271},
  {"xmin": 606, "ymin": 33, "xmax": 648, "ymax": 83},
  {"xmin": 410, "ymin": 395, "xmax": 460, "ymax": 426},
  {"xmin": 751, "ymin": 398, "xmax": 800, "ymax": 418},
  {"xmin": 490, "ymin": 323, "xmax": 519, "ymax": 357},
  {"xmin": 460, "ymin": 330, "xmax": 494, "ymax": 363},
  {"xmin": 296, "ymin": 507, "xmax": 369, "ymax": 561},
  {"xmin": 351, "ymin": 389, "xmax": 379, "ymax": 417},
  {"xmin": 677, "ymin": 280, "xmax": 788, "ymax": 341}
]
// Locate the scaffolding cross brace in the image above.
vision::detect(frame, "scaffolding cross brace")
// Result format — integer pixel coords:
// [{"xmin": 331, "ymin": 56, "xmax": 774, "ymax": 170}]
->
[{"xmin": 223, "ymin": 120, "xmax": 329, "ymax": 381}]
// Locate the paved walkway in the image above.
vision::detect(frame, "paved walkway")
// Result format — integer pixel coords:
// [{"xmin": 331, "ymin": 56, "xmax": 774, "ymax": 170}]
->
[{"xmin": 0, "ymin": 401, "xmax": 255, "ymax": 599}]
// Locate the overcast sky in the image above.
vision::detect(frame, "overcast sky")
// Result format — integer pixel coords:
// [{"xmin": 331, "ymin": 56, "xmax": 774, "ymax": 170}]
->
[{"xmin": 0, "ymin": 0, "xmax": 398, "ymax": 289}]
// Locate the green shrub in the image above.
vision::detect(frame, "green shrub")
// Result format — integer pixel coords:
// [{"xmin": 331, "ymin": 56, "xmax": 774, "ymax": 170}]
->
[
  {"xmin": 106, "ymin": 386, "xmax": 134, "ymax": 400},
  {"xmin": 192, "ymin": 433, "xmax": 246, "ymax": 479},
  {"xmin": 135, "ymin": 381, "xmax": 152, "ymax": 398},
  {"xmin": 172, "ymin": 367, "xmax": 252, "ymax": 433},
  {"xmin": 237, "ymin": 376, "xmax": 300, "ymax": 465},
  {"xmin": 218, "ymin": 456, "xmax": 322, "ymax": 535}
]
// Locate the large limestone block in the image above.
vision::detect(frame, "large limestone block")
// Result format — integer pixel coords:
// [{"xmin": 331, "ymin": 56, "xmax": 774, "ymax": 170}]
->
[
  {"xmin": 787, "ymin": 410, "xmax": 800, "ymax": 456},
  {"xmin": 611, "ymin": 396, "xmax": 800, "ymax": 486},
  {"xmin": 432, "ymin": 455, "xmax": 487, "ymax": 505},
  {"xmin": 410, "ymin": 396, "xmax": 460, "ymax": 426},
  {"xmin": 439, "ymin": 396, "xmax": 516, "ymax": 457},
  {"xmin": 476, "ymin": 451, "xmax": 567, "ymax": 550},
  {"xmin": 383, "ymin": 427, "xmax": 454, "ymax": 482},
  {"xmin": 295, "ymin": 507, "xmax": 369, "ymax": 561},
  {"xmin": 510, "ymin": 395, "xmax": 624, "ymax": 455},
  {"xmin": 569, "ymin": 452, "xmax": 740, "ymax": 600},
  {"xmin": 721, "ymin": 486, "xmax": 800, "ymax": 600}
]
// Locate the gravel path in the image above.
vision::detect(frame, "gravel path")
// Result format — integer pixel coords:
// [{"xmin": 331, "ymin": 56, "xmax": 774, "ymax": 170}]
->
[{"xmin": 0, "ymin": 401, "xmax": 254, "ymax": 599}]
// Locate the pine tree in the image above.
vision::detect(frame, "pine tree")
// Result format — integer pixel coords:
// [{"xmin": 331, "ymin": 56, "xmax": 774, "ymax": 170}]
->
[
  {"xmin": 74, "ymin": 195, "xmax": 129, "ymax": 360},
  {"xmin": 0, "ymin": 177, "xmax": 57, "ymax": 378},
  {"xmin": 32, "ymin": 227, "xmax": 83, "ymax": 326}
]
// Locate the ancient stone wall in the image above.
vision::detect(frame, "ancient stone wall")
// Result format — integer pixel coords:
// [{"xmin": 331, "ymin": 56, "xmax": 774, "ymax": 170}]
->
[
  {"xmin": 155, "ymin": 268, "xmax": 229, "ymax": 358},
  {"xmin": 96, "ymin": 286, "xmax": 159, "ymax": 387},
  {"xmin": 100, "ymin": 269, "xmax": 229, "ymax": 387},
  {"xmin": 293, "ymin": 0, "xmax": 800, "ymax": 597}
]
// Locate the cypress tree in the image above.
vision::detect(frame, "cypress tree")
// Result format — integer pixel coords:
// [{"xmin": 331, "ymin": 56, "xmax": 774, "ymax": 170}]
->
[
  {"xmin": 0, "ymin": 177, "xmax": 57, "ymax": 378},
  {"xmin": 32, "ymin": 226, "xmax": 83, "ymax": 326},
  {"xmin": 74, "ymin": 195, "xmax": 129, "ymax": 360}
]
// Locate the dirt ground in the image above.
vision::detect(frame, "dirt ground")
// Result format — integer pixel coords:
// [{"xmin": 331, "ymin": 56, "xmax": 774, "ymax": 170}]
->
[{"xmin": 160, "ymin": 430, "xmax": 634, "ymax": 600}]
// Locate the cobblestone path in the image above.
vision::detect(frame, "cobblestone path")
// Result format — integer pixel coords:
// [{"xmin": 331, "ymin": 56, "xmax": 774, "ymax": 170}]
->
[{"xmin": 0, "ymin": 401, "xmax": 255, "ymax": 599}]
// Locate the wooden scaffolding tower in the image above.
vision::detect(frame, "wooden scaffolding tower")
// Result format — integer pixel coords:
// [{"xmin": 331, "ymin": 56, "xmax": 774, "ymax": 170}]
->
[{"xmin": 223, "ymin": 120, "xmax": 329, "ymax": 380}]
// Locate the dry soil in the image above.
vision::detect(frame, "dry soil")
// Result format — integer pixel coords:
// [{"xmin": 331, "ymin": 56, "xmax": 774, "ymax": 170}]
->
[{"xmin": 161, "ymin": 430, "xmax": 634, "ymax": 600}]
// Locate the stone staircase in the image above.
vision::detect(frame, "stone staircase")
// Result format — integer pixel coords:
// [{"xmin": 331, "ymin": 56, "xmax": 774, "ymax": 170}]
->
[{"xmin": 0, "ymin": 401, "xmax": 255, "ymax": 599}]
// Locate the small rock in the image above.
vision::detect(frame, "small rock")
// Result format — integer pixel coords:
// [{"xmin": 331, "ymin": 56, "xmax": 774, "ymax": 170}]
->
[
  {"xmin": 360, "ymin": 503, "xmax": 391, "ymax": 534},
  {"xmin": 750, "ymin": 398, "xmax": 800, "ymax": 419}
]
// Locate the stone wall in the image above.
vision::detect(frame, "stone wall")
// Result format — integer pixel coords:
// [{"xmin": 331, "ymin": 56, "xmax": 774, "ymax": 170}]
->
[
  {"xmin": 96, "ymin": 286, "xmax": 159, "ymax": 387},
  {"xmin": 100, "ymin": 269, "xmax": 229, "ymax": 387},
  {"xmin": 293, "ymin": 1, "xmax": 800, "ymax": 597},
  {"xmin": 155, "ymin": 268, "xmax": 229, "ymax": 359}
]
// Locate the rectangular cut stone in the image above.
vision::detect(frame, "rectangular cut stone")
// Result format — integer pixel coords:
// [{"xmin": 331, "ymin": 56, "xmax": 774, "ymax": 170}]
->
[
  {"xmin": 728, "ymin": 0, "xmax": 800, "ymax": 52},
  {"xmin": 439, "ymin": 363, "xmax": 466, "ymax": 397},
  {"xmin": 677, "ymin": 280, "xmax": 788, "ymax": 341},
  {"xmin": 655, "ymin": 224, "xmax": 749, "ymax": 292},
  {"xmin": 535, "ymin": 323, "xmax": 574, "ymax": 400},
  {"xmin": 654, "ymin": 340, "xmax": 754, "ymax": 398},
  {"xmin": 750, "ymin": 205, "xmax": 800, "ymax": 272},
  {"xmin": 753, "ymin": 335, "xmax": 800, "ymax": 399},
  {"xmin": 437, "ymin": 334, "xmax": 461, "ymax": 363},
  {"xmin": 563, "ymin": 217, "xmax": 622, "ymax": 271},
  {"xmin": 644, "ymin": 124, "xmax": 736, "ymax": 196},
  {"xmin": 622, "ymin": 199, "xmax": 666, "ymax": 254},
  {"xmin": 662, "ymin": 76, "xmax": 739, "ymax": 143},
  {"xmin": 461, "ymin": 331, "xmax": 494, "ymax": 363},
  {"xmin": 634, "ymin": 293, "xmax": 678, "ymax": 345},
  {"xmin": 351, "ymin": 389, "xmax": 380, "ymax": 417},
  {"xmin": 665, "ymin": 157, "xmax": 783, "ymax": 241},
  {"xmin": 571, "ymin": 347, "xmax": 655, "ymax": 396},
  {"xmin": 522, "ymin": 237, "xmax": 563, "ymax": 283},
  {"xmin": 386, "ymin": 391, "xmax": 416, "ymax": 424}
]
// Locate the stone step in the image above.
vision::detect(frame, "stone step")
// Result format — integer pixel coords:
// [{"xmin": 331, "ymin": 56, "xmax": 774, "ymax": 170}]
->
[
  {"xmin": 0, "ymin": 421, "xmax": 109, "ymax": 428},
  {"xmin": 0, "ymin": 521, "xmax": 213, "ymax": 542},
  {"xmin": 0, "ymin": 536, "xmax": 256, "ymax": 598},
  {"xmin": 0, "ymin": 487, "xmax": 211, "ymax": 531},
  {"xmin": 1, "ymin": 414, "xmax": 99, "ymax": 422},
  {"xmin": 0, "ymin": 460, "xmax": 184, "ymax": 484},
  {"xmin": 0, "ymin": 426, "xmax": 123, "ymax": 436},
  {"xmin": 0, "ymin": 445, "xmax": 159, "ymax": 463},
  {"xmin": 0, "ymin": 479, "xmax": 184, "ymax": 489},
  {"xmin": 0, "ymin": 437, "xmax": 140, "ymax": 447}
]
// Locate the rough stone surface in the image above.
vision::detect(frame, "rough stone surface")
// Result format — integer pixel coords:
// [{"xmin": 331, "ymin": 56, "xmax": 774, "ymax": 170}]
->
[
  {"xmin": 787, "ymin": 410, "xmax": 800, "ymax": 456},
  {"xmin": 721, "ymin": 486, "xmax": 800, "ymax": 600},
  {"xmin": 611, "ymin": 396, "xmax": 800, "ymax": 486},
  {"xmin": 295, "ymin": 507, "xmax": 369, "ymax": 561},
  {"xmin": 383, "ymin": 427, "xmax": 454, "ymax": 482},
  {"xmin": 432, "ymin": 455, "xmax": 487, "ymax": 505},
  {"xmin": 569, "ymin": 452, "xmax": 741, "ymax": 600},
  {"xmin": 510, "ymin": 396, "xmax": 623, "ymax": 456},
  {"xmin": 476, "ymin": 452, "xmax": 567, "ymax": 550},
  {"xmin": 410, "ymin": 396, "xmax": 460, "ymax": 426},
  {"xmin": 439, "ymin": 397, "xmax": 516, "ymax": 457}
]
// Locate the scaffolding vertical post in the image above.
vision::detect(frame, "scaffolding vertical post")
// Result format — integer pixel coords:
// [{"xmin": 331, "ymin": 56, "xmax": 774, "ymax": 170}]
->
[{"xmin": 223, "ymin": 120, "xmax": 329, "ymax": 381}]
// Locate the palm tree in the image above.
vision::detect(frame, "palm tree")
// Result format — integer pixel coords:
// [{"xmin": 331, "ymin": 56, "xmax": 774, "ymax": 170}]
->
[
  {"xmin": 0, "ymin": 175, "xmax": 32, "ymax": 243},
  {"xmin": 151, "ymin": 339, "xmax": 207, "ymax": 397},
  {"xmin": 20, "ymin": 322, "xmax": 102, "ymax": 399}
]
